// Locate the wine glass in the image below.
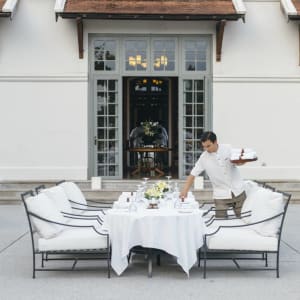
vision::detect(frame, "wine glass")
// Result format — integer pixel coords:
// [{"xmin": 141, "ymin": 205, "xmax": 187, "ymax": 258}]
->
[
  {"xmin": 165, "ymin": 175, "xmax": 172, "ymax": 193},
  {"xmin": 143, "ymin": 177, "xmax": 149, "ymax": 184}
]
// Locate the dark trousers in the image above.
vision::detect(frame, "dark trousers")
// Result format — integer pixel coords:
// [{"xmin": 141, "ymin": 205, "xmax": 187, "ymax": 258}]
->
[{"xmin": 214, "ymin": 191, "xmax": 246, "ymax": 218}]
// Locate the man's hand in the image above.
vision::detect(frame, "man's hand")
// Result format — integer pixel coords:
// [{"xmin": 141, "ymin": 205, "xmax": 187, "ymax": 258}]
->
[
  {"xmin": 179, "ymin": 191, "xmax": 187, "ymax": 199},
  {"xmin": 180, "ymin": 175, "xmax": 195, "ymax": 199}
]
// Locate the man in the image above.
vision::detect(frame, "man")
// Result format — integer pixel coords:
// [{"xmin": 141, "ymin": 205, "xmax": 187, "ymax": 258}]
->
[{"xmin": 180, "ymin": 131, "xmax": 246, "ymax": 218}]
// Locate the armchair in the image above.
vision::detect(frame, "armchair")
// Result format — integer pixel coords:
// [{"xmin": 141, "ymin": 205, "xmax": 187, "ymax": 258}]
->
[
  {"xmin": 21, "ymin": 191, "xmax": 111, "ymax": 278},
  {"xmin": 199, "ymin": 186, "xmax": 291, "ymax": 278}
]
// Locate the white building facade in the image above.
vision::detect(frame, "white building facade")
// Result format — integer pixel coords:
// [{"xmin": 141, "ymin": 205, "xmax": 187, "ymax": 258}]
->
[{"xmin": 0, "ymin": 0, "xmax": 300, "ymax": 181}]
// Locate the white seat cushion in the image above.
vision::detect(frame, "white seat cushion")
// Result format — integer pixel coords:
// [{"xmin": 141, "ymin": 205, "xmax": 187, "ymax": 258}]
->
[
  {"xmin": 25, "ymin": 194, "xmax": 64, "ymax": 239},
  {"xmin": 38, "ymin": 227, "xmax": 108, "ymax": 251},
  {"xmin": 60, "ymin": 182, "xmax": 87, "ymax": 205},
  {"xmin": 207, "ymin": 227, "xmax": 278, "ymax": 251},
  {"xmin": 41, "ymin": 186, "xmax": 73, "ymax": 214}
]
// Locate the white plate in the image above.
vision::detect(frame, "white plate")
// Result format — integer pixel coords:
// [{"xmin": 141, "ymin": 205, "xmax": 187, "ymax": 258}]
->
[{"xmin": 178, "ymin": 209, "xmax": 193, "ymax": 213}]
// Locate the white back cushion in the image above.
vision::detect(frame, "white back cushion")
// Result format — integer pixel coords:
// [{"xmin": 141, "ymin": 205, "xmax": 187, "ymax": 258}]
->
[
  {"xmin": 60, "ymin": 182, "xmax": 87, "ymax": 205},
  {"xmin": 41, "ymin": 186, "xmax": 73, "ymax": 214},
  {"xmin": 244, "ymin": 180, "xmax": 259, "ymax": 197},
  {"xmin": 242, "ymin": 187, "xmax": 285, "ymax": 237},
  {"xmin": 25, "ymin": 193, "xmax": 64, "ymax": 239}
]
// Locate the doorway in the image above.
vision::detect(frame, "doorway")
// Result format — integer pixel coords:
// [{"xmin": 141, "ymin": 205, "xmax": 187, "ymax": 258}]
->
[{"xmin": 123, "ymin": 77, "xmax": 178, "ymax": 178}]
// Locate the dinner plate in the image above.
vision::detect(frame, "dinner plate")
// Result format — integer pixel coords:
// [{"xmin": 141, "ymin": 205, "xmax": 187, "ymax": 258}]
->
[{"xmin": 178, "ymin": 209, "xmax": 193, "ymax": 213}]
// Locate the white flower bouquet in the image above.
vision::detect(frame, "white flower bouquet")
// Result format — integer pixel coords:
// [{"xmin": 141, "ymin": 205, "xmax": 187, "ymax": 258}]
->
[
  {"xmin": 144, "ymin": 181, "xmax": 169, "ymax": 200},
  {"xmin": 141, "ymin": 121, "xmax": 159, "ymax": 137}
]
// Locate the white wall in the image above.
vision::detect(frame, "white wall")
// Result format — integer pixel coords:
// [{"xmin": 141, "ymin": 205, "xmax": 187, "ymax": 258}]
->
[
  {"xmin": 213, "ymin": 1, "xmax": 300, "ymax": 179},
  {"xmin": 0, "ymin": 0, "xmax": 299, "ymax": 180},
  {"xmin": 0, "ymin": 0, "xmax": 88, "ymax": 180}
]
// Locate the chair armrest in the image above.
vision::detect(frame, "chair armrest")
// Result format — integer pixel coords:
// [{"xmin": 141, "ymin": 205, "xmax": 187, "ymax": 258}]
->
[
  {"xmin": 35, "ymin": 185, "xmax": 46, "ymax": 194},
  {"xmin": 62, "ymin": 211, "xmax": 104, "ymax": 225},
  {"xmin": 205, "ymin": 210, "xmax": 252, "ymax": 227},
  {"xmin": 69, "ymin": 200, "xmax": 110, "ymax": 212},
  {"xmin": 205, "ymin": 211, "xmax": 284, "ymax": 237},
  {"xmin": 28, "ymin": 211, "xmax": 108, "ymax": 236},
  {"xmin": 199, "ymin": 201, "xmax": 213, "ymax": 209},
  {"xmin": 87, "ymin": 199, "xmax": 112, "ymax": 207}
]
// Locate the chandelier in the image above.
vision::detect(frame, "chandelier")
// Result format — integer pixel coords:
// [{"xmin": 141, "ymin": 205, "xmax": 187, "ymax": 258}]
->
[
  {"xmin": 128, "ymin": 55, "xmax": 168, "ymax": 69},
  {"xmin": 154, "ymin": 55, "xmax": 168, "ymax": 68},
  {"xmin": 128, "ymin": 55, "xmax": 147, "ymax": 69}
]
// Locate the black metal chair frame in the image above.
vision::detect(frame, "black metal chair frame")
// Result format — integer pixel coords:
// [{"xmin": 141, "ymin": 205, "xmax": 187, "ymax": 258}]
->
[
  {"xmin": 199, "ymin": 190, "xmax": 291, "ymax": 278},
  {"xmin": 21, "ymin": 190, "xmax": 111, "ymax": 279}
]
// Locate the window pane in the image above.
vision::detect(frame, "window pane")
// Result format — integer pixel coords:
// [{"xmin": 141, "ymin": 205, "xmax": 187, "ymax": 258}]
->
[
  {"xmin": 183, "ymin": 79, "xmax": 205, "ymax": 177},
  {"xmin": 153, "ymin": 40, "xmax": 175, "ymax": 71},
  {"xmin": 94, "ymin": 40, "xmax": 117, "ymax": 71},
  {"xmin": 125, "ymin": 40, "xmax": 148, "ymax": 71},
  {"xmin": 96, "ymin": 79, "xmax": 119, "ymax": 177},
  {"xmin": 184, "ymin": 39, "xmax": 208, "ymax": 72}
]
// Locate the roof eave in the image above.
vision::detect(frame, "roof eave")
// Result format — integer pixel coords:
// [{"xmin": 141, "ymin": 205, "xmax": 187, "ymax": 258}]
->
[
  {"xmin": 1, "ymin": 0, "xmax": 19, "ymax": 19},
  {"xmin": 56, "ymin": 12, "xmax": 245, "ymax": 21},
  {"xmin": 287, "ymin": 15, "xmax": 300, "ymax": 20},
  {"xmin": 0, "ymin": 11, "xmax": 11, "ymax": 18},
  {"xmin": 280, "ymin": 0, "xmax": 299, "ymax": 20}
]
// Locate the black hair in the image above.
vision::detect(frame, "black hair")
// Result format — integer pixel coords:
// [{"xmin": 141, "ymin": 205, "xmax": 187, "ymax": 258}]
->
[{"xmin": 200, "ymin": 131, "xmax": 217, "ymax": 143}]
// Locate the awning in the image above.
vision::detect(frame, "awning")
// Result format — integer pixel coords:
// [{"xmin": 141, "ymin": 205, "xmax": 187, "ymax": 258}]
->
[
  {"xmin": 0, "ymin": 0, "xmax": 19, "ymax": 18},
  {"xmin": 281, "ymin": 0, "xmax": 300, "ymax": 20},
  {"xmin": 55, "ymin": 0, "xmax": 246, "ymax": 60},
  {"xmin": 55, "ymin": 0, "xmax": 246, "ymax": 21}
]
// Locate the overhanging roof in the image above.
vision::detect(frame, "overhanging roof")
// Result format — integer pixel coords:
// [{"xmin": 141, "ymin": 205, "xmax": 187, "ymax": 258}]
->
[
  {"xmin": 55, "ymin": 0, "xmax": 246, "ymax": 21},
  {"xmin": 281, "ymin": 0, "xmax": 300, "ymax": 20},
  {"xmin": 0, "ymin": 0, "xmax": 19, "ymax": 18},
  {"xmin": 54, "ymin": 0, "xmax": 246, "ymax": 61}
]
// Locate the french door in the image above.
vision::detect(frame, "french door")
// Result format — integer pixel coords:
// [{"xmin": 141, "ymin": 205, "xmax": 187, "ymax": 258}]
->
[{"xmin": 91, "ymin": 78, "xmax": 123, "ymax": 178}]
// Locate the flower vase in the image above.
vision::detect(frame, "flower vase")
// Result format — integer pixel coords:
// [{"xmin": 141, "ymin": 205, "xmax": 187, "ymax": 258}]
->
[{"xmin": 149, "ymin": 197, "xmax": 158, "ymax": 209}]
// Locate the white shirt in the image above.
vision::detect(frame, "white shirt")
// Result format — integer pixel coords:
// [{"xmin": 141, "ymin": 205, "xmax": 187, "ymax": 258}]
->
[{"xmin": 190, "ymin": 144, "xmax": 244, "ymax": 199}]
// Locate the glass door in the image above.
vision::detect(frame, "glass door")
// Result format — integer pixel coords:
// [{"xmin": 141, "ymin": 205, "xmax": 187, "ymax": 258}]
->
[
  {"xmin": 179, "ymin": 78, "xmax": 208, "ymax": 177},
  {"xmin": 93, "ymin": 78, "xmax": 122, "ymax": 178}
]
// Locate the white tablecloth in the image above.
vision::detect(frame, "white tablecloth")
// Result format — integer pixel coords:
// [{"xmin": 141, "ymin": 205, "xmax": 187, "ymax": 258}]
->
[{"xmin": 103, "ymin": 208, "xmax": 205, "ymax": 276}]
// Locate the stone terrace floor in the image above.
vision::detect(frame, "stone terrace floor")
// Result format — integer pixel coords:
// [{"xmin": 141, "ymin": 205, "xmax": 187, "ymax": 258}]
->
[{"xmin": 1, "ymin": 204, "xmax": 300, "ymax": 300}]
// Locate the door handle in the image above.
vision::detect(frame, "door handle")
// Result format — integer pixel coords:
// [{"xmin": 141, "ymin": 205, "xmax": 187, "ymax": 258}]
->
[{"xmin": 94, "ymin": 136, "xmax": 97, "ymax": 146}]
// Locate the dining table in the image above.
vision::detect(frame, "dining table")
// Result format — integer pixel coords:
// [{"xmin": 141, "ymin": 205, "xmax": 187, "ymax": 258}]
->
[{"xmin": 103, "ymin": 205, "xmax": 205, "ymax": 276}]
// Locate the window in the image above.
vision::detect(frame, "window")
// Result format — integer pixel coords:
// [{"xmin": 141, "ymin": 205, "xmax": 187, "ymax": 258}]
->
[
  {"xmin": 94, "ymin": 40, "xmax": 117, "ymax": 71},
  {"xmin": 182, "ymin": 79, "xmax": 205, "ymax": 175},
  {"xmin": 183, "ymin": 40, "xmax": 208, "ymax": 72},
  {"xmin": 153, "ymin": 40, "xmax": 176, "ymax": 71},
  {"xmin": 96, "ymin": 79, "xmax": 119, "ymax": 176},
  {"xmin": 125, "ymin": 40, "xmax": 148, "ymax": 71}
]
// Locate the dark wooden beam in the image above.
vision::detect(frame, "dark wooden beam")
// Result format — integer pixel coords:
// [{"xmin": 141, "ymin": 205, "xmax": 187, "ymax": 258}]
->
[
  {"xmin": 76, "ymin": 17, "xmax": 84, "ymax": 59},
  {"xmin": 58, "ymin": 13, "xmax": 244, "ymax": 21},
  {"xmin": 216, "ymin": 19, "xmax": 226, "ymax": 62}
]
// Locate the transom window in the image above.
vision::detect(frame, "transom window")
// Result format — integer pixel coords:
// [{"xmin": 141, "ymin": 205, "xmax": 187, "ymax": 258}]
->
[
  {"xmin": 184, "ymin": 40, "xmax": 208, "ymax": 72},
  {"xmin": 153, "ymin": 40, "xmax": 176, "ymax": 71},
  {"xmin": 125, "ymin": 40, "xmax": 148, "ymax": 71},
  {"xmin": 94, "ymin": 40, "xmax": 117, "ymax": 71}
]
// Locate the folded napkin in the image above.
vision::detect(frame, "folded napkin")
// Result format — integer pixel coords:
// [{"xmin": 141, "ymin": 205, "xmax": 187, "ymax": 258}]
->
[
  {"xmin": 178, "ymin": 201, "xmax": 199, "ymax": 209},
  {"xmin": 231, "ymin": 148, "xmax": 257, "ymax": 160},
  {"xmin": 118, "ymin": 192, "xmax": 136, "ymax": 202},
  {"xmin": 241, "ymin": 152, "xmax": 257, "ymax": 159},
  {"xmin": 113, "ymin": 201, "xmax": 130, "ymax": 209}
]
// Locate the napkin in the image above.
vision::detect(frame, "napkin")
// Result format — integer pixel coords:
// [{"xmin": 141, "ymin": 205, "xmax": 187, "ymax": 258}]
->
[{"xmin": 113, "ymin": 201, "xmax": 131, "ymax": 209}]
